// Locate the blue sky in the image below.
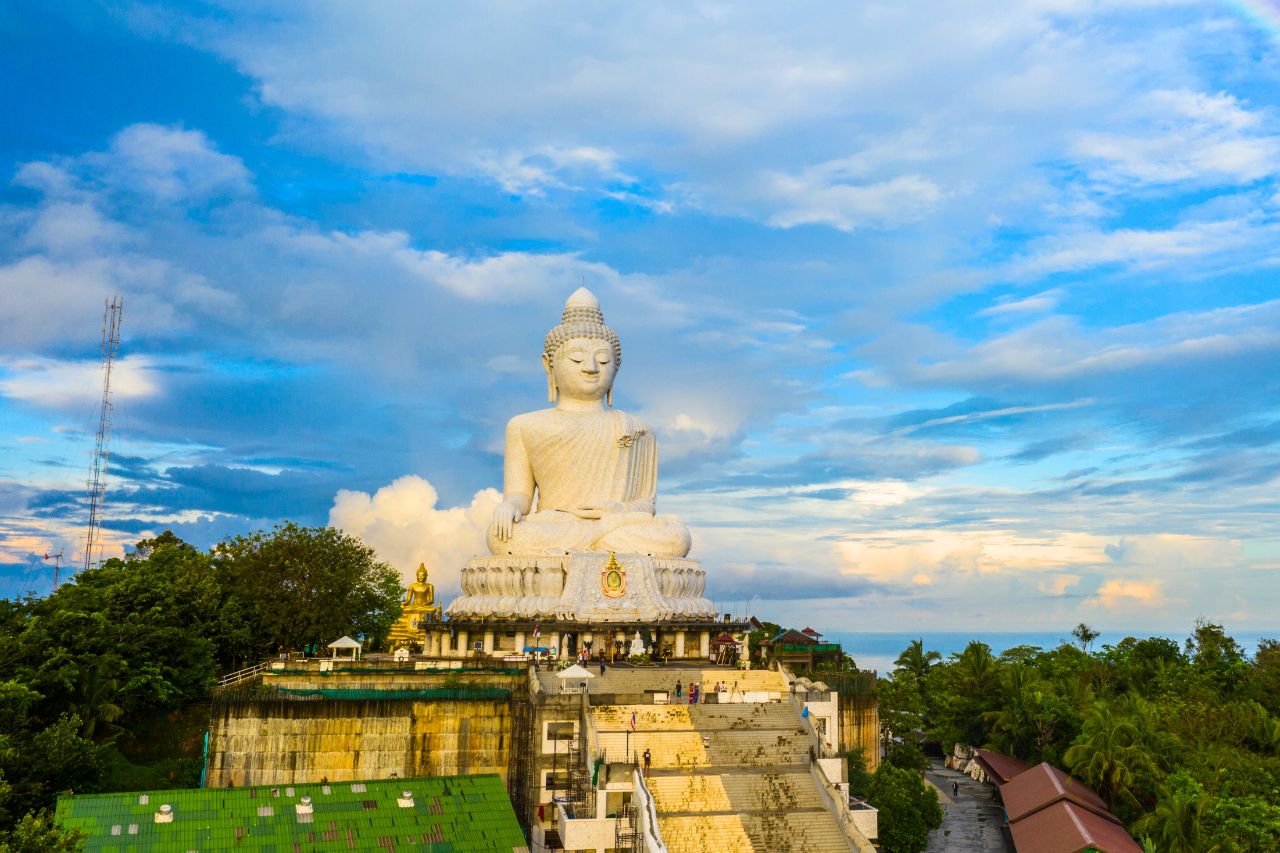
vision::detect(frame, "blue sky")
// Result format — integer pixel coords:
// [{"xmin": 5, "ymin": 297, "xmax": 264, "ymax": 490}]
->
[{"xmin": 3, "ymin": 1, "xmax": 1280, "ymax": 635}]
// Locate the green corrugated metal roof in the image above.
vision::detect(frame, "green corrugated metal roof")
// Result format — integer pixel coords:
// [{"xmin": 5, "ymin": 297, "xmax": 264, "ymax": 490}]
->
[{"xmin": 55, "ymin": 774, "xmax": 527, "ymax": 852}]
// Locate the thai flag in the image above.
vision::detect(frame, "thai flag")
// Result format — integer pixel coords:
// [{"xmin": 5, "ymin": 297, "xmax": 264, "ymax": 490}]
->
[
  {"xmin": 630, "ymin": 711, "xmax": 637, "ymax": 731},
  {"xmin": 532, "ymin": 624, "xmax": 540, "ymax": 639}
]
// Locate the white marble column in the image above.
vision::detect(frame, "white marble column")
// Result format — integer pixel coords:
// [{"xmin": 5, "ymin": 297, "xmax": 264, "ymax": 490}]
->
[
  {"xmin": 515, "ymin": 630, "xmax": 526, "ymax": 654},
  {"xmin": 699, "ymin": 631, "xmax": 710, "ymax": 659},
  {"xmin": 483, "ymin": 631, "xmax": 495, "ymax": 655},
  {"xmin": 675, "ymin": 631, "xmax": 686, "ymax": 658},
  {"xmin": 456, "ymin": 630, "xmax": 469, "ymax": 658}
]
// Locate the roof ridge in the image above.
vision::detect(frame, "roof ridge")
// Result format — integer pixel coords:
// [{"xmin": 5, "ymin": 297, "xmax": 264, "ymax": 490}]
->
[
  {"xmin": 1045, "ymin": 762, "xmax": 1066, "ymax": 796},
  {"xmin": 1063, "ymin": 801, "xmax": 1095, "ymax": 845}
]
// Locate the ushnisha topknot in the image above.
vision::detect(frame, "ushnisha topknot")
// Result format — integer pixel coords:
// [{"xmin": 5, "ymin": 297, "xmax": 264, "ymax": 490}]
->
[{"xmin": 543, "ymin": 287, "xmax": 621, "ymax": 368}]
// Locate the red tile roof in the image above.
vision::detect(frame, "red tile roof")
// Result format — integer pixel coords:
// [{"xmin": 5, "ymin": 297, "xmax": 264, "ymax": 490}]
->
[
  {"xmin": 972, "ymin": 748, "xmax": 1032, "ymax": 785},
  {"xmin": 1008, "ymin": 801, "xmax": 1142, "ymax": 853},
  {"xmin": 1002, "ymin": 763, "xmax": 1111, "ymax": 822}
]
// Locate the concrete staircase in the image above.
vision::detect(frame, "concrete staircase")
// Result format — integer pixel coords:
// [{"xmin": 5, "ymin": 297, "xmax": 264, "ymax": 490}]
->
[
  {"xmin": 659, "ymin": 810, "xmax": 851, "ymax": 853},
  {"xmin": 589, "ymin": 698, "xmax": 851, "ymax": 853},
  {"xmin": 538, "ymin": 667, "xmax": 788, "ymax": 697}
]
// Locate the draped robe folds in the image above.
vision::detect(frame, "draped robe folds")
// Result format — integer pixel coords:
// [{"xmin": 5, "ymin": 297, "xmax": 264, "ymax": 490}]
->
[{"xmin": 486, "ymin": 408, "xmax": 692, "ymax": 557}]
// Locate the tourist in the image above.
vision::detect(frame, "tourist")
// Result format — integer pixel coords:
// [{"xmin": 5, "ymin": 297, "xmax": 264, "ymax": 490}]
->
[
  {"xmin": 952, "ymin": 781, "xmax": 959, "ymax": 798},
  {"xmin": 643, "ymin": 748, "xmax": 651, "ymax": 776},
  {"xmin": 599, "ymin": 657, "xmax": 606, "ymax": 676},
  {"xmin": 675, "ymin": 680, "xmax": 682, "ymax": 699}
]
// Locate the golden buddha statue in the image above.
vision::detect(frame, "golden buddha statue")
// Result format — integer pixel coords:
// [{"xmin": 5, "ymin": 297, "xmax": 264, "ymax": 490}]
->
[{"xmin": 387, "ymin": 563, "xmax": 443, "ymax": 651}]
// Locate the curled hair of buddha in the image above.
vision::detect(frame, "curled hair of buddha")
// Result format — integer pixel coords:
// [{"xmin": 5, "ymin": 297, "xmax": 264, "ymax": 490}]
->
[{"xmin": 543, "ymin": 290, "xmax": 622, "ymax": 368}]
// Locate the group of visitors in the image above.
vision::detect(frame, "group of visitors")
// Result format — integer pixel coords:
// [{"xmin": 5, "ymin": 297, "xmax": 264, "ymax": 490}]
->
[
  {"xmin": 672, "ymin": 679, "xmax": 737, "ymax": 703},
  {"xmin": 673, "ymin": 679, "xmax": 723, "ymax": 704}
]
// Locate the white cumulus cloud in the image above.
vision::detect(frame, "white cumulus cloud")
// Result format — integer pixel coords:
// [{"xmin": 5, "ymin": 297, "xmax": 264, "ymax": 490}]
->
[{"xmin": 328, "ymin": 475, "xmax": 502, "ymax": 595}]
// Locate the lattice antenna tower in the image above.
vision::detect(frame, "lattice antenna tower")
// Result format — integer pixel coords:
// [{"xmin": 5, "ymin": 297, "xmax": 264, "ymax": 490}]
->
[{"xmin": 84, "ymin": 296, "xmax": 123, "ymax": 573}]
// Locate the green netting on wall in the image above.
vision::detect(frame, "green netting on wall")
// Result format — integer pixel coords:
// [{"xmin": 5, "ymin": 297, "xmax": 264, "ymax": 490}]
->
[{"xmin": 274, "ymin": 686, "xmax": 512, "ymax": 701}]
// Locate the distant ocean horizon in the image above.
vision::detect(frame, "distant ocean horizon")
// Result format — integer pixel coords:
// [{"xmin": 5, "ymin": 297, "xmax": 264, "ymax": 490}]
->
[{"xmin": 822, "ymin": 629, "xmax": 1277, "ymax": 675}]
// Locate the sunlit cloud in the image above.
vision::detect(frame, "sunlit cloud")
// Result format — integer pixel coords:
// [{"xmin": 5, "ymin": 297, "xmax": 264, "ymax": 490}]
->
[
  {"xmin": 329, "ymin": 475, "xmax": 502, "ymax": 595},
  {"xmin": 1087, "ymin": 577, "xmax": 1165, "ymax": 608},
  {"xmin": 0, "ymin": 355, "xmax": 161, "ymax": 409}
]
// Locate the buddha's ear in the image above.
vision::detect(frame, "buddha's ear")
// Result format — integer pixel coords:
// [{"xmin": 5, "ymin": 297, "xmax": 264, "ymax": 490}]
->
[{"xmin": 542, "ymin": 353, "xmax": 557, "ymax": 403}]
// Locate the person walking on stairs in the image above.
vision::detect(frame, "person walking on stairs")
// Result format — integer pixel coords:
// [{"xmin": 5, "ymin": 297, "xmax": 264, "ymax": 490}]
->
[
  {"xmin": 643, "ymin": 748, "xmax": 651, "ymax": 777},
  {"xmin": 952, "ymin": 780, "xmax": 959, "ymax": 798}
]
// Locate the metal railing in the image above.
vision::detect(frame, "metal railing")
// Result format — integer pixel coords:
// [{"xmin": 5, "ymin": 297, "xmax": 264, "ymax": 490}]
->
[{"xmin": 215, "ymin": 660, "xmax": 273, "ymax": 688}]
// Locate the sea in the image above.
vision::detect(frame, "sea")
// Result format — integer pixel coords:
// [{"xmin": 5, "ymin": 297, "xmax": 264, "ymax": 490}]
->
[{"xmin": 822, "ymin": 629, "xmax": 1276, "ymax": 675}]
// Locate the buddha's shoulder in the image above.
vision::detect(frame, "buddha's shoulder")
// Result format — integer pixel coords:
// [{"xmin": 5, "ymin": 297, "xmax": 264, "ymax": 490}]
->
[{"xmin": 507, "ymin": 408, "xmax": 647, "ymax": 433}]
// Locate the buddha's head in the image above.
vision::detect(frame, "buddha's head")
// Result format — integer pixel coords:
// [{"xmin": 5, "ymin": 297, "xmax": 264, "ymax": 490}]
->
[
  {"xmin": 543, "ymin": 288, "xmax": 622, "ymax": 405},
  {"xmin": 416, "ymin": 563, "xmax": 428, "ymax": 584}
]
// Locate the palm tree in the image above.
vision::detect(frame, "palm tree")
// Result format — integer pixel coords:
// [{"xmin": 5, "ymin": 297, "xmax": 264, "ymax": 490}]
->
[
  {"xmin": 982, "ymin": 664, "xmax": 1055, "ymax": 760},
  {"xmin": 70, "ymin": 657, "xmax": 123, "ymax": 739},
  {"xmin": 955, "ymin": 641, "xmax": 996, "ymax": 691},
  {"xmin": 1063, "ymin": 701, "xmax": 1156, "ymax": 810},
  {"xmin": 894, "ymin": 638, "xmax": 941, "ymax": 682},
  {"xmin": 1134, "ymin": 792, "xmax": 1217, "ymax": 853}
]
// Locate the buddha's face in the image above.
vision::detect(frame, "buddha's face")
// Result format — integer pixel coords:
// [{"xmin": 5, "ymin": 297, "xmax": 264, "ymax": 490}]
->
[{"xmin": 547, "ymin": 336, "xmax": 617, "ymax": 402}]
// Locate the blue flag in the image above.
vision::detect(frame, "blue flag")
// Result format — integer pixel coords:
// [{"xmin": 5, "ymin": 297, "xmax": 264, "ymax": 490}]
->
[{"xmin": 801, "ymin": 706, "xmax": 809, "ymax": 718}]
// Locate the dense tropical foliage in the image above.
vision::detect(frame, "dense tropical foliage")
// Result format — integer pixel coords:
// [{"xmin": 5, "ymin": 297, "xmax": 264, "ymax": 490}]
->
[
  {"xmin": 880, "ymin": 624, "xmax": 1280, "ymax": 851},
  {"xmin": 0, "ymin": 525, "xmax": 401, "ymax": 849}
]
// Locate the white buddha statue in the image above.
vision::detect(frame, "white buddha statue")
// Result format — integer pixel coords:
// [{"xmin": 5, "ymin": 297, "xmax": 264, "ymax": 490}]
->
[{"xmin": 488, "ymin": 288, "xmax": 692, "ymax": 558}]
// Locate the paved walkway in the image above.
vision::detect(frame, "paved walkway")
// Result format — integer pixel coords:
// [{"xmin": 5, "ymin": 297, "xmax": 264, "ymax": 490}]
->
[{"xmin": 923, "ymin": 760, "xmax": 1013, "ymax": 853}]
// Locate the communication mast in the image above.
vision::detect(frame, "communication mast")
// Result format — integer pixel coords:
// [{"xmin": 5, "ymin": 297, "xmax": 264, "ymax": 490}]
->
[
  {"xmin": 43, "ymin": 552, "xmax": 64, "ymax": 589},
  {"xmin": 83, "ymin": 296, "xmax": 123, "ymax": 573}
]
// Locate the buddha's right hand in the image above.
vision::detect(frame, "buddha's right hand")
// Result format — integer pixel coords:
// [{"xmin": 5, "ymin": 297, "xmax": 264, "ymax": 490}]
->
[{"xmin": 492, "ymin": 499, "xmax": 524, "ymax": 541}]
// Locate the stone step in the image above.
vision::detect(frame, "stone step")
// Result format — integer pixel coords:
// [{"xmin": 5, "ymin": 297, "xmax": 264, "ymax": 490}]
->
[
  {"xmin": 595, "ymin": 729, "xmax": 811, "ymax": 769},
  {"xmin": 658, "ymin": 810, "xmax": 849, "ymax": 853},
  {"xmin": 657, "ymin": 814, "xmax": 754, "ymax": 853},
  {"xmin": 646, "ymin": 771, "xmax": 822, "ymax": 815},
  {"xmin": 591, "ymin": 702, "xmax": 797, "ymax": 731},
  {"xmin": 542, "ymin": 667, "xmax": 787, "ymax": 696}
]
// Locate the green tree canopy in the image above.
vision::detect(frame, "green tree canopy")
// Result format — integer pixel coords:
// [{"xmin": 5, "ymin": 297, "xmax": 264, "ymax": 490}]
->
[
  {"xmin": 213, "ymin": 522, "xmax": 402, "ymax": 658},
  {"xmin": 867, "ymin": 762, "xmax": 942, "ymax": 853}
]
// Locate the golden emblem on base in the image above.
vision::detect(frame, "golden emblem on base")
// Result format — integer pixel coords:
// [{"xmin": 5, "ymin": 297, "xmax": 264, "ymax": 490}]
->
[{"xmin": 601, "ymin": 551, "xmax": 626, "ymax": 598}]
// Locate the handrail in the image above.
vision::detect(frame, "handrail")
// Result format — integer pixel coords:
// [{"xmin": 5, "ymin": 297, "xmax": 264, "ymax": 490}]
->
[
  {"xmin": 792, "ymin": 692, "xmax": 834, "ymax": 758},
  {"xmin": 215, "ymin": 660, "xmax": 272, "ymax": 688},
  {"xmin": 809, "ymin": 760, "xmax": 877, "ymax": 853},
  {"xmin": 527, "ymin": 662, "xmax": 543, "ymax": 697},
  {"xmin": 584, "ymin": 691, "xmax": 602, "ymax": 766},
  {"xmin": 630, "ymin": 767, "xmax": 668, "ymax": 852}
]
